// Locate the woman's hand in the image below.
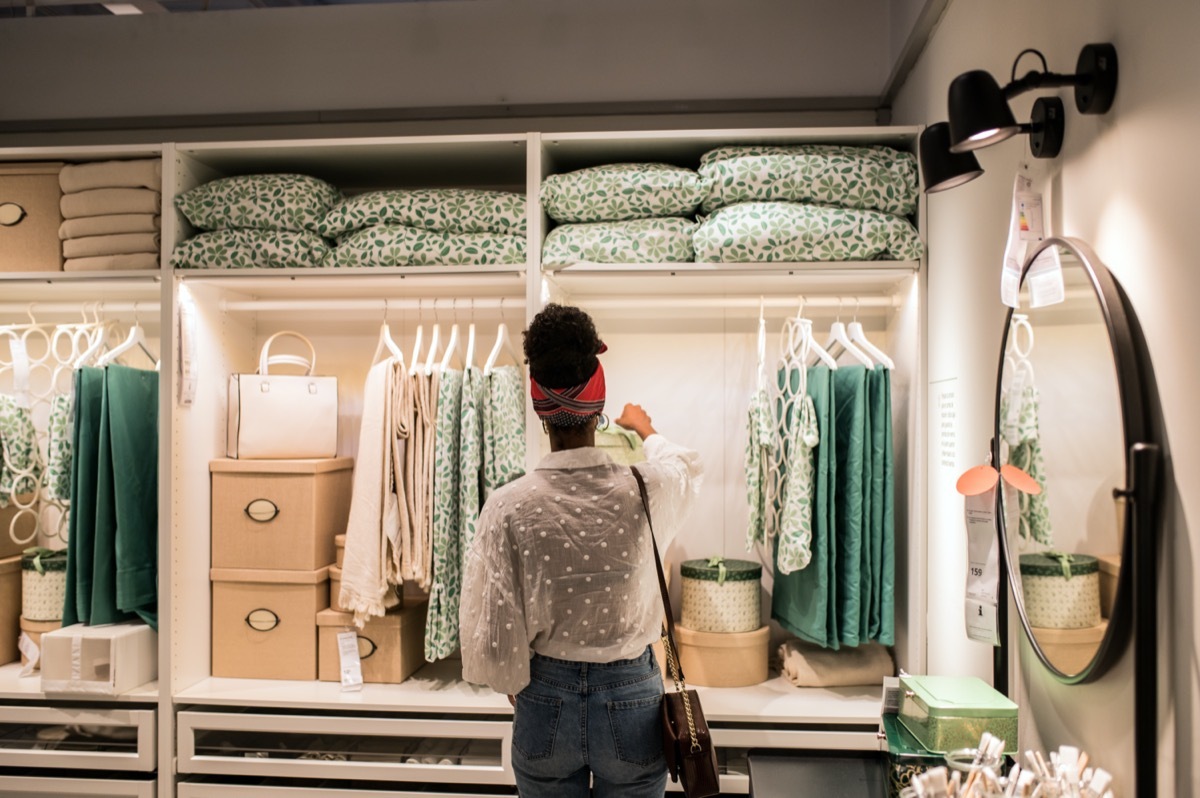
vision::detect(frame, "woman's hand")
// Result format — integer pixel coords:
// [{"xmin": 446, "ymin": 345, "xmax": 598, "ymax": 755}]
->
[{"xmin": 615, "ymin": 403, "xmax": 657, "ymax": 440}]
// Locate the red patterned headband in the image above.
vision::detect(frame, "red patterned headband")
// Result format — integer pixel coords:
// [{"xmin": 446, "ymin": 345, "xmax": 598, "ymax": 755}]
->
[{"xmin": 531, "ymin": 352, "xmax": 607, "ymax": 428}]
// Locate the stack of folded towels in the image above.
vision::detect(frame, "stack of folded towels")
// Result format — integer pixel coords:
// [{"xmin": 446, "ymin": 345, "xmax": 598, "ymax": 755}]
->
[{"xmin": 59, "ymin": 159, "xmax": 162, "ymax": 271}]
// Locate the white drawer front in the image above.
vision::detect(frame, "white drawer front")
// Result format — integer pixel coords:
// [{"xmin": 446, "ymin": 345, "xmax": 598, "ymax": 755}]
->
[
  {"xmin": 0, "ymin": 705, "xmax": 156, "ymax": 772},
  {"xmin": 179, "ymin": 784, "xmax": 513, "ymax": 798},
  {"xmin": 178, "ymin": 711, "xmax": 512, "ymax": 785},
  {"xmin": 0, "ymin": 774, "xmax": 156, "ymax": 797}
]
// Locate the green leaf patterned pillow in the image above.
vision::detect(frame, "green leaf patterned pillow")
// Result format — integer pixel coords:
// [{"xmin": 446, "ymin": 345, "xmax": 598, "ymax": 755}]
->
[
  {"xmin": 175, "ymin": 173, "xmax": 342, "ymax": 234},
  {"xmin": 330, "ymin": 224, "xmax": 526, "ymax": 267},
  {"xmin": 319, "ymin": 188, "xmax": 527, "ymax": 239},
  {"xmin": 698, "ymin": 145, "xmax": 918, "ymax": 216},
  {"xmin": 540, "ymin": 163, "xmax": 707, "ymax": 223},
  {"xmin": 171, "ymin": 229, "xmax": 332, "ymax": 269},
  {"xmin": 692, "ymin": 202, "xmax": 924, "ymax": 263},
  {"xmin": 542, "ymin": 218, "xmax": 696, "ymax": 265}
]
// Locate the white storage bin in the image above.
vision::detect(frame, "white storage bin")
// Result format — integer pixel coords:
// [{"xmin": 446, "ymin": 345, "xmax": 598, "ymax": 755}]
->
[{"xmin": 41, "ymin": 621, "xmax": 157, "ymax": 695}]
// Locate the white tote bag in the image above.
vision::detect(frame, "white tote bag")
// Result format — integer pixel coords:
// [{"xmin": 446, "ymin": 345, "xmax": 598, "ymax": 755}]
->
[{"xmin": 227, "ymin": 331, "xmax": 338, "ymax": 459}]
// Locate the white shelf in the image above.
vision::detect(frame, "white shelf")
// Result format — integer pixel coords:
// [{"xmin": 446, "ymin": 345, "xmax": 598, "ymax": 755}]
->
[
  {"xmin": 0, "ymin": 271, "xmax": 163, "ymax": 304},
  {"xmin": 0, "ymin": 662, "xmax": 159, "ymax": 703}
]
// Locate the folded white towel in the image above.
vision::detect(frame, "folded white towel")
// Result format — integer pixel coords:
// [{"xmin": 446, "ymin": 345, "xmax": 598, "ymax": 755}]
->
[
  {"xmin": 59, "ymin": 214, "xmax": 160, "ymax": 240},
  {"xmin": 59, "ymin": 159, "xmax": 161, "ymax": 193},
  {"xmin": 63, "ymin": 233, "xmax": 160, "ymax": 259},
  {"xmin": 60, "ymin": 188, "xmax": 160, "ymax": 219},
  {"xmin": 63, "ymin": 253, "xmax": 158, "ymax": 272},
  {"xmin": 778, "ymin": 639, "xmax": 894, "ymax": 688}
]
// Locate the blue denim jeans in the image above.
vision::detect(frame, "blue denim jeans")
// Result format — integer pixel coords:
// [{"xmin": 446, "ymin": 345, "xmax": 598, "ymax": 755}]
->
[{"xmin": 512, "ymin": 646, "xmax": 667, "ymax": 798}]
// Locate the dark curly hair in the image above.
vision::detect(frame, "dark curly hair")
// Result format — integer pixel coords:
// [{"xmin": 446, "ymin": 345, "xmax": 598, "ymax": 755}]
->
[{"xmin": 523, "ymin": 303, "xmax": 603, "ymax": 389}]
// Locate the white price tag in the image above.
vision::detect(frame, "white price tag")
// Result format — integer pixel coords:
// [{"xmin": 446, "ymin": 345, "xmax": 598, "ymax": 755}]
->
[
  {"xmin": 1027, "ymin": 246, "xmax": 1066, "ymax": 308},
  {"xmin": 8, "ymin": 338, "xmax": 32, "ymax": 409},
  {"xmin": 338, "ymin": 629, "xmax": 364, "ymax": 691},
  {"xmin": 1001, "ymin": 175, "xmax": 1043, "ymax": 308},
  {"xmin": 964, "ymin": 489, "xmax": 1002, "ymax": 646},
  {"xmin": 178, "ymin": 293, "xmax": 198, "ymax": 406}
]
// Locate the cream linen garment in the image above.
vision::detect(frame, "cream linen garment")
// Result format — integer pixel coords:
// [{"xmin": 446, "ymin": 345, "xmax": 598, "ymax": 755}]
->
[{"xmin": 460, "ymin": 435, "xmax": 702, "ymax": 695}]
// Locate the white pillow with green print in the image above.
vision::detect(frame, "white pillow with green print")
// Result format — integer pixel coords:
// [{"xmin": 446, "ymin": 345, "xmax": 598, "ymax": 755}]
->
[
  {"xmin": 540, "ymin": 163, "xmax": 707, "ymax": 223},
  {"xmin": 319, "ymin": 188, "xmax": 527, "ymax": 239}
]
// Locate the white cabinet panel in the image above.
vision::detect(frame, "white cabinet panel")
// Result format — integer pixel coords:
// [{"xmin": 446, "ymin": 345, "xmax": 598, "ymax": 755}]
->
[
  {"xmin": 0, "ymin": 705, "xmax": 156, "ymax": 772},
  {"xmin": 0, "ymin": 775, "xmax": 155, "ymax": 797}
]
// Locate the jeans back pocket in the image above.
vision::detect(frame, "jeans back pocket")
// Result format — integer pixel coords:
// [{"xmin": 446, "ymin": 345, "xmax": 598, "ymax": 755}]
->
[
  {"xmin": 607, "ymin": 694, "xmax": 665, "ymax": 766},
  {"xmin": 513, "ymin": 692, "xmax": 563, "ymax": 761}
]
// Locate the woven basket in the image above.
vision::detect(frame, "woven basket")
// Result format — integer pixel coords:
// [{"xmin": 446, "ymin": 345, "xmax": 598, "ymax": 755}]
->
[
  {"xmin": 21, "ymin": 548, "xmax": 67, "ymax": 622},
  {"xmin": 680, "ymin": 558, "xmax": 762, "ymax": 633}
]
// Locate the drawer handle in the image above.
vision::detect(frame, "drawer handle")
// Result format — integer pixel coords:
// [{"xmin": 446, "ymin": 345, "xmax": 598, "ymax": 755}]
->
[
  {"xmin": 245, "ymin": 498, "xmax": 280, "ymax": 523},
  {"xmin": 245, "ymin": 608, "xmax": 280, "ymax": 632},
  {"xmin": 0, "ymin": 202, "xmax": 26, "ymax": 226},
  {"xmin": 358, "ymin": 635, "xmax": 378, "ymax": 660}
]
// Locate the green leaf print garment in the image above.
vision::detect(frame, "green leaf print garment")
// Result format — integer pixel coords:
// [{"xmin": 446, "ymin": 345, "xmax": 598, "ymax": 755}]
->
[
  {"xmin": 330, "ymin": 224, "xmax": 526, "ymax": 268},
  {"xmin": 0, "ymin": 394, "xmax": 42, "ymax": 507},
  {"xmin": 776, "ymin": 392, "xmax": 820, "ymax": 575},
  {"xmin": 541, "ymin": 218, "xmax": 697, "ymax": 265},
  {"xmin": 832, "ymin": 365, "xmax": 869, "ymax": 648},
  {"xmin": 771, "ymin": 365, "xmax": 838, "ymax": 649},
  {"xmin": 45, "ymin": 393, "xmax": 73, "ymax": 502},
  {"xmin": 171, "ymin": 229, "xmax": 332, "ymax": 269},
  {"xmin": 1002, "ymin": 384, "xmax": 1053, "ymax": 546},
  {"xmin": 426, "ymin": 369, "xmax": 463, "ymax": 662},
  {"xmin": 318, "ymin": 189, "xmax": 527, "ymax": 239},
  {"xmin": 698, "ymin": 144, "xmax": 919, "ymax": 216},
  {"xmin": 482, "ymin": 365, "xmax": 526, "ymax": 500},
  {"xmin": 540, "ymin": 163, "xmax": 708, "ymax": 223},
  {"xmin": 174, "ymin": 173, "xmax": 341, "ymax": 234},
  {"xmin": 458, "ymin": 367, "xmax": 486, "ymax": 567},
  {"xmin": 744, "ymin": 387, "xmax": 774, "ymax": 551},
  {"xmin": 692, "ymin": 202, "xmax": 925, "ymax": 263}
]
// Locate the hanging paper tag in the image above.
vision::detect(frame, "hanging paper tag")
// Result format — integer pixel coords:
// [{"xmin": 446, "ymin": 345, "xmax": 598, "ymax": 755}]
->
[
  {"xmin": 178, "ymin": 293, "xmax": 198, "ymax": 406},
  {"xmin": 965, "ymin": 489, "xmax": 1002, "ymax": 646},
  {"xmin": 17, "ymin": 632, "xmax": 39, "ymax": 676},
  {"xmin": 8, "ymin": 338, "xmax": 32, "ymax": 409},
  {"xmin": 1027, "ymin": 246, "xmax": 1066, "ymax": 307},
  {"xmin": 338, "ymin": 629, "xmax": 364, "ymax": 692},
  {"xmin": 1001, "ymin": 175, "xmax": 1037, "ymax": 308}
]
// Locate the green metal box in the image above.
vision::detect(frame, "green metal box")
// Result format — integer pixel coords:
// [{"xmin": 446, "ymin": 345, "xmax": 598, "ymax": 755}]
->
[
  {"xmin": 897, "ymin": 675, "xmax": 1018, "ymax": 754},
  {"xmin": 882, "ymin": 713, "xmax": 945, "ymax": 798}
]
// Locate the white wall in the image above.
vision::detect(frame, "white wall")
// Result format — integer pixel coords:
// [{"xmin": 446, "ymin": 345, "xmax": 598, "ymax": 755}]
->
[
  {"xmin": 0, "ymin": 0, "xmax": 890, "ymax": 123},
  {"xmin": 894, "ymin": 0, "xmax": 1200, "ymax": 794}
]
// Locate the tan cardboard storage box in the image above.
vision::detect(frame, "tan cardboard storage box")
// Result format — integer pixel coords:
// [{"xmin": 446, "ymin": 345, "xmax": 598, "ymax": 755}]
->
[
  {"xmin": 0, "ymin": 499, "xmax": 38, "ymax": 560},
  {"xmin": 317, "ymin": 602, "xmax": 427, "ymax": 684},
  {"xmin": 0, "ymin": 163, "xmax": 64, "ymax": 273},
  {"xmin": 19, "ymin": 617, "xmax": 61, "ymax": 668},
  {"xmin": 1033, "ymin": 620, "xmax": 1109, "ymax": 675},
  {"xmin": 674, "ymin": 623, "xmax": 769, "ymax": 688},
  {"xmin": 210, "ymin": 458, "xmax": 353, "ymax": 572},
  {"xmin": 1097, "ymin": 554, "xmax": 1120, "ymax": 619},
  {"xmin": 0, "ymin": 555, "xmax": 20, "ymax": 665},
  {"xmin": 211, "ymin": 566, "xmax": 329, "ymax": 680}
]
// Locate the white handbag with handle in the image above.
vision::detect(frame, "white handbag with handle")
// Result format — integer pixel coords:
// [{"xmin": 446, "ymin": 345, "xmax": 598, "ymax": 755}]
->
[{"xmin": 227, "ymin": 331, "xmax": 339, "ymax": 459}]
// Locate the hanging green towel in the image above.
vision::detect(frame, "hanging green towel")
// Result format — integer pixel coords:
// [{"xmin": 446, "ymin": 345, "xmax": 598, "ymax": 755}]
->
[
  {"xmin": 1002, "ymin": 384, "xmax": 1053, "ymax": 546},
  {"xmin": 482, "ymin": 365, "xmax": 526, "ymax": 500},
  {"xmin": 90, "ymin": 368, "xmax": 136, "ymax": 627},
  {"xmin": 867, "ymin": 365, "xmax": 896, "ymax": 645},
  {"xmin": 832, "ymin": 365, "xmax": 868, "ymax": 648},
  {"xmin": 426, "ymin": 368, "xmax": 463, "ymax": 662},
  {"xmin": 63, "ymin": 367, "xmax": 105, "ymax": 627},
  {"xmin": 107, "ymin": 365, "xmax": 159, "ymax": 629},
  {"xmin": 744, "ymin": 387, "xmax": 774, "ymax": 552},
  {"xmin": 771, "ymin": 365, "xmax": 839, "ymax": 648}
]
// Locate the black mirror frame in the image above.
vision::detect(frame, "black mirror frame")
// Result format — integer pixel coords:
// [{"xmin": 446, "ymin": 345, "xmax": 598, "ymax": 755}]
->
[{"xmin": 991, "ymin": 236, "xmax": 1161, "ymax": 796}]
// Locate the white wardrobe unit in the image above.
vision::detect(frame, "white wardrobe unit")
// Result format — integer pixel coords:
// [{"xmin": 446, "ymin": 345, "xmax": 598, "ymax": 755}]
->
[
  {"xmin": 0, "ymin": 145, "xmax": 165, "ymax": 798},
  {"xmin": 1, "ymin": 126, "xmax": 927, "ymax": 797}
]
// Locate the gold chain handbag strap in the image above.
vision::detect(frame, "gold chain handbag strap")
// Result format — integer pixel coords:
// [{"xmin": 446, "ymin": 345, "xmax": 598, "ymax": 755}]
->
[{"xmin": 631, "ymin": 466, "xmax": 703, "ymax": 754}]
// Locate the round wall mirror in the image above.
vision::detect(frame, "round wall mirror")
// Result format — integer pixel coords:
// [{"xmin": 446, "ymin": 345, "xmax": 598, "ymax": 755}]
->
[{"xmin": 993, "ymin": 236, "xmax": 1157, "ymax": 684}]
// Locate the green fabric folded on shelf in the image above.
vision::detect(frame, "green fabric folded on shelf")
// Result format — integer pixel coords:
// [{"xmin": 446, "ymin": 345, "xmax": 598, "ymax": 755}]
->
[
  {"xmin": 320, "ymin": 188, "xmax": 527, "ymax": 239},
  {"xmin": 330, "ymin": 224, "xmax": 526, "ymax": 267},
  {"xmin": 541, "ymin": 217, "xmax": 696, "ymax": 265},
  {"xmin": 540, "ymin": 163, "xmax": 707, "ymax": 223},
  {"xmin": 171, "ymin": 229, "xmax": 332, "ymax": 270},
  {"xmin": 175, "ymin": 173, "xmax": 341, "ymax": 234}
]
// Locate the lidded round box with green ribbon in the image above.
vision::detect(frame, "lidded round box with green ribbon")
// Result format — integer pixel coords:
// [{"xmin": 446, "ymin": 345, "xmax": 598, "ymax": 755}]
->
[
  {"xmin": 1019, "ymin": 552, "xmax": 1101, "ymax": 629},
  {"xmin": 21, "ymin": 547, "xmax": 67, "ymax": 622},
  {"xmin": 680, "ymin": 558, "xmax": 762, "ymax": 633}
]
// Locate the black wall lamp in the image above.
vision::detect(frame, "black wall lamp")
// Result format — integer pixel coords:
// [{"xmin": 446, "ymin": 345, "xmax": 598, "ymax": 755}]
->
[{"xmin": 920, "ymin": 43, "xmax": 1118, "ymax": 193}]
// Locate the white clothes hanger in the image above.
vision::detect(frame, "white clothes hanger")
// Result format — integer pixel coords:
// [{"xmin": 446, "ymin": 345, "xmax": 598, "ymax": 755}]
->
[
  {"xmin": 464, "ymin": 301, "xmax": 478, "ymax": 371},
  {"xmin": 97, "ymin": 312, "xmax": 157, "ymax": 369},
  {"xmin": 755, "ymin": 297, "xmax": 767, "ymax": 392},
  {"xmin": 439, "ymin": 303, "xmax": 463, "ymax": 372},
  {"xmin": 423, "ymin": 301, "xmax": 443, "ymax": 376},
  {"xmin": 484, "ymin": 299, "xmax": 521, "ymax": 375},
  {"xmin": 409, "ymin": 300, "xmax": 425, "ymax": 376},
  {"xmin": 820, "ymin": 301, "xmax": 873, "ymax": 368},
  {"xmin": 784, "ymin": 298, "xmax": 837, "ymax": 370},
  {"xmin": 371, "ymin": 301, "xmax": 405, "ymax": 367},
  {"xmin": 847, "ymin": 300, "xmax": 895, "ymax": 369}
]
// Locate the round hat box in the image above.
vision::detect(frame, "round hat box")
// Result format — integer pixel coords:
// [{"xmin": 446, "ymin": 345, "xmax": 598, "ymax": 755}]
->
[
  {"xmin": 680, "ymin": 558, "xmax": 762, "ymax": 633},
  {"xmin": 1019, "ymin": 553, "xmax": 1101, "ymax": 629},
  {"xmin": 21, "ymin": 548, "xmax": 67, "ymax": 622}
]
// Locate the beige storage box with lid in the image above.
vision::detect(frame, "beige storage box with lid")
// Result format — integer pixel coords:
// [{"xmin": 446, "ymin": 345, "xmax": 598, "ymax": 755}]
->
[
  {"xmin": 1033, "ymin": 619, "xmax": 1109, "ymax": 675},
  {"xmin": 335, "ymin": 534, "xmax": 346, "ymax": 568},
  {"xmin": 317, "ymin": 602, "xmax": 427, "ymax": 684},
  {"xmin": 1097, "ymin": 554, "xmax": 1120, "ymax": 619},
  {"xmin": 0, "ymin": 500, "xmax": 37, "ymax": 560},
  {"xmin": 1019, "ymin": 553, "xmax": 1102, "ymax": 629},
  {"xmin": 210, "ymin": 458, "xmax": 353, "ymax": 572},
  {"xmin": 673, "ymin": 624, "xmax": 769, "ymax": 688},
  {"xmin": 0, "ymin": 162, "xmax": 64, "ymax": 273},
  {"xmin": 211, "ymin": 566, "xmax": 329, "ymax": 680},
  {"xmin": 19, "ymin": 617, "xmax": 61, "ymax": 668},
  {"xmin": 41, "ymin": 621, "xmax": 157, "ymax": 695},
  {"xmin": 0, "ymin": 555, "xmax": 19, "ymax": 665},
  {"xmin": 680, "ymin": 558, "xmax": 762, "ymax": 633}
]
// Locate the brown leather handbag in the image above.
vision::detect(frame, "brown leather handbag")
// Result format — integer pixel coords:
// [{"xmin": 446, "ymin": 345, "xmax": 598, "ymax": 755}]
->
[{"xmin": 631, "ymin": 467, "xmax": 721, "ymax": 798}]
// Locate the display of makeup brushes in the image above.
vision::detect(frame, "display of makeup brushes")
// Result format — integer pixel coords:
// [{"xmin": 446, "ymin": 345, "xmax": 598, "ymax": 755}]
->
[{"xmin": 902, "ymin": 733, "xmax": 1116, "ymax": 798}]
